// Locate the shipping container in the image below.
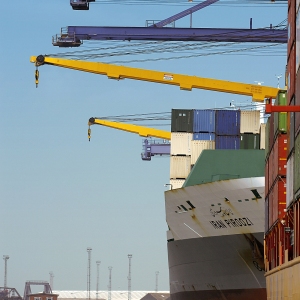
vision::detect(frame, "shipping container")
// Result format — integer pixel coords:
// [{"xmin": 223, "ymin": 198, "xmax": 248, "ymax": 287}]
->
[
  {"xmin": 191, "ymin": 140, "xmax": 215, "ymax": 164},
  {"xmin": 295, "ymin": 73, "xmax": 300, "ymax": 135},
  {"xmin": 274, "ymin": 90, "xmax": 288, "ymax": 134},
  {"xmin": 170, "ymin": 132, "xmax": 193, "ymax": 155},
  {"xmin": 294, "ymin": 132, "xmax": 300, "ymax": 194},
  {"xmin": 269, "ymin": 191, "xmax": 274, "ymax": 229},
  {"xmin": 265, "ymin": 158, "xmax": 269, "ymax": 197},
  {"xmin": 289, "ymin": 111, "xmax": 295, "ymax": 156},
  {"xmin": 268, "ymin": 148, "xmax": 274, "ymax": 190},
  {"xmin": 193, "ymin": 109, "xmax": 215, "ymax": 133},
  {"xmin": 171, "ymin": 109, "xmax": 194, "ymax": 132},
  {"xmin": 169, "ymin": 179, "xmax": 185, "ymax": 190},
  {"xmin": 240, "ymin": 110, "xmax": 260, "ymax": 134},
  {"xmin": 288, "ymin": 42, "xmax": 296, "ymax": 103},
  {"xmin": 215, "ymin": 110, "xmax": 240, "ymax": 135},
  {"xmin": 269, "ymin": 113, "xmax": 275, "ymax": 152},
  {"xmin": 270, "ymin": 178, "xmax": 287, "ymax": 227},
  {"xmin": 287, "ymin": 152, "xmax": 294, "ymax": 207},
  {"xmin": 269, "ymin": 134, "xmax": 287, "ymax": 186},
  {"xmin": 288, "ymin": 0, "xmax": 296, "ymax": 55},
  {"xmin": 260, "ymin": 123, "xmax": 266, "ymax": 150},
  {"xmin": 296, "ymin": 9, "xmax": 300, "ymax": 72},
  {"xmin": 170, "ymin": 156, "xmax": 191, "ymax": 179},
  {"xmin": 240, "ymin": 133, "xmax": 260, "ymax": 149},
  {"xmin": 215, "ymin": 135, "xmax": 240, "ymax": 149},
  {"xmin": 193, "ymin": 132, "xmax": 215, "ymax": 140},
  {"xmin": 265, "ymin": 197, "xmax": 269, "ymax": 233},
  {"xmin": 265, "ymin": 119, "xmax": 270, "ymax": 158}
]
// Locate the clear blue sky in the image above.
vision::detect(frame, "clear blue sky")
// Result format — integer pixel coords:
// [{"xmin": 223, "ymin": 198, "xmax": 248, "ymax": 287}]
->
[{"xmin": 0, "ymin": 0, "xmax": 286, "ymax": 295}]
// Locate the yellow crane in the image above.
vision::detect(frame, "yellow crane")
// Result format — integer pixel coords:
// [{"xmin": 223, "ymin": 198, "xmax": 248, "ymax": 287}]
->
[
  {"xmin": 87, "ymin": 117, "xmax": 171, "ymax": 141},
  {"xmin": 30, "ymin": 55, "xmax": 281, "ymax": 102}
]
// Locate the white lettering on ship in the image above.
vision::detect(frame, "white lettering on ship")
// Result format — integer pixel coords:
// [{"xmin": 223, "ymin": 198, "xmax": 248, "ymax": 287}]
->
[{"xmin": 210, "ymin": 218, "xmax": 254, "ymax": 229}]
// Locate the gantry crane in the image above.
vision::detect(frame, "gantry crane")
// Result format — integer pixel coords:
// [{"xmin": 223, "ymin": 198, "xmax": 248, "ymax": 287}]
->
[
  {"xmin": 59, "ymin": 0, "xmax": 287, "ymax": 45},
  {"xmin": 30, "ymin": 55, "xmax": 300, "ymax": 111},
  {"xmin": 88, "ymin": 118, "xmax": 171, "ymax": 141},
  {"xmin": 30, "ymin": 55, "xmax": 280, "ymax": 103},
  {"xmin": 87, "ymin": 118, "xmax": 171, "ymax": 160}
]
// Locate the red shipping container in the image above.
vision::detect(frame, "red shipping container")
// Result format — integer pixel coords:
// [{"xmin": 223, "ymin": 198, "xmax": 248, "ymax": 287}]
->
[
  {"xmin": 272, "ymin": 134, "xmax": 288, "ymax": 181},
  {"xmin": 288, "ymin": 0, "xmax": 296, "ymax": 55},
  {"xmin": 268, "ymin": 147, "xmax": 274, "ymax": 190},
  {"xmin": 271, "ymin": 178, "xmax": 287, "ymax": 226},
  {"xmin": 269, "ymin": 113, "xmax": 275, "ymax": 150},
  {"xmin": 265, "ymin": 159, "xmax": 269, "ymax": 197},
  {"xmin": 296, "ymin": 72, "xmax": 300, "ymax": 135},
  {"xmin": 288, "ymin": 43, "xmax": 296, "ymax": 103},
  {"xmin": 265, "ymin": 197, "xmax": 269, "ymax": 233},
  {"xmin": 269, "ymin": 189, "xmax": 274, "ymax": 227}
]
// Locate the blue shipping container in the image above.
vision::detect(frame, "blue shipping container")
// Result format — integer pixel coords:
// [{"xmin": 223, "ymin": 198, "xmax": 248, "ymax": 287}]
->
[
  {"xmin": 215, "ymin": 110, "xmax": 240, "ymax": 135},
  {"xmin": 216, "ymin": 135, "xmax": 240, "ymax": 149},
  {"xmin": 193, "ymin": 109, "xmax": 216, "ymax": 133},
  {"xmin": 193, "ymin": 133, "xmax": 216, "ymax": 140}
]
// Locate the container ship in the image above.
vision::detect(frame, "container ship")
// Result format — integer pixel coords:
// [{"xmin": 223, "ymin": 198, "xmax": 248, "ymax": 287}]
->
[{"xmin": 164, "ymin": 108, "xmax": 268, "ymax": 299}]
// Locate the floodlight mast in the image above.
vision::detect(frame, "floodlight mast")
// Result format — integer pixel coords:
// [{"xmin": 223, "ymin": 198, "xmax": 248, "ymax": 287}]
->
[
  {"xmin": 3, "ymin": 255, "xmax": 9, "ymax": 288},
  {"xmin": 96, "ymin": 261, "xmax": 101, "ymax": 300},
  {"xmin": 87, "ymin": 247, "xmax": 92, "ymax": 300},
  {"xmin": 127, "ymin": 255, "xmax": 132, "ymax": 300}
]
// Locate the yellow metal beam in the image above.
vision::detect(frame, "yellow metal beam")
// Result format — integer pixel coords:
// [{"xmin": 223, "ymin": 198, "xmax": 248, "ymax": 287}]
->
[
  {"xmin": 88, "ymin": 118, "xmax": 171, "ymax": 140},
  {"xmin": 30, "ymin": 55, "xmax": 281, "ymax": 102}
]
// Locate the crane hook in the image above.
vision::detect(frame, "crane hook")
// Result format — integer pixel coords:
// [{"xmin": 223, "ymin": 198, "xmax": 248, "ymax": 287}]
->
[
  {"xmin": 88, "ymin": 126, "xmax": 91, "ymax": 142},
  {"xmin": 35, "ymin": 67, "xmax": 39, "ymax": 88}
]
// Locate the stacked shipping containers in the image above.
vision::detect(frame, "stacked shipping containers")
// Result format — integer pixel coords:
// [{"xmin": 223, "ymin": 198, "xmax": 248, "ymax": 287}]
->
[
  {"xmin": 170, "ymin": 110, "xmax": 193, "ymax": 189},
  {"xmin": 265, "ymin": 2, "xmax": 300, "ymax": 297},
  {"xmin": 170, "ymin": 109, "xmax": 215, "ymax": 189},
  {"xmin": 264, "ymin": 91, "xmax": 288, "ymax": 271},
  {"xmin": 170, "ymin": 108, "xmax": 264, "ymax": 189}
]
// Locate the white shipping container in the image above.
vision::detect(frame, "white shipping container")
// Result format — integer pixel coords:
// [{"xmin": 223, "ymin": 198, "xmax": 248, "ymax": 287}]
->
[
  {"xmin": 191, "ymin": 140, "xmax": 215, "ymax": 164},
  {"xmin": 240, "ymin": 110, "xmax": 260, "ymax": 134},
  {"xmin": 170, "ymin": 156, "xmax": 191, "ymax": 179},
  {"xmin": 260, "ymin": 123, "xmax": 266, "ymax": 149},
  {"xmin": 286, "ymin": 153, "xmax": 294, "ymax": 208},
  {"xmin": 171, "ymin": 133, "xmax": 193, "ymax": 155},
  {"xmin": 169, "ymin": 179, "xmax": 185, "ymax": 189}
]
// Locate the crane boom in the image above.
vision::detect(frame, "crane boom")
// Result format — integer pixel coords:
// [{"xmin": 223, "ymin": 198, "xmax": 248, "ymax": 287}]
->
[
  {"xmin": 30, "ymin": 55, "xmax": 280, "ymax": 102},
  {"xmin": 88, "ymin": 118, "xmax": 171, "ymax": 140},
  {"xmin": 53, "ymin": 27, "xmax": 287, "ymax": 46}
]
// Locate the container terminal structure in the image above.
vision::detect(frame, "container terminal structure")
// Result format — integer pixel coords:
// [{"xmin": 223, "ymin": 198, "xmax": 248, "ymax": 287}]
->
[
  {"xmin": 263, "ymin": 0, "xmax": 300, "ymax": 298},
  {"xmin": 31, "ymin": 37, "xmax": 296, "ymax": 299}
]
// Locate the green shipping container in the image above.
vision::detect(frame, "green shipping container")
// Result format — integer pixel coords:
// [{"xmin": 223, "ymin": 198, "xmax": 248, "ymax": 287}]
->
[
  {"xmin": 274, "ymin": 90, "xmax": 287, "ymax": 134},
  {"xmin": 171, "ymin": 109, "xmax": 194, "ymax": 133},
  {"xmin": 240, "ymin": 133, "xmax": 260, "ymax": 149},
  {"xmin": 294, "ymin": 132, "xmax": 300, "ymax": 195}
]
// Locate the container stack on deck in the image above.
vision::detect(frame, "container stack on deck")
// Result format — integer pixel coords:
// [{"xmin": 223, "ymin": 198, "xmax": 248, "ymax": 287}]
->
[
  {"xmin": 169, "ymin": 108, "xmax": 264, "ymax": 190},
  {"xmin": 264, "ymin": 0, "xmax": 300, "ymax": 296},
  {"xmin": 264, "ymin": 91, "xmax": 288, "ymax": 270}
]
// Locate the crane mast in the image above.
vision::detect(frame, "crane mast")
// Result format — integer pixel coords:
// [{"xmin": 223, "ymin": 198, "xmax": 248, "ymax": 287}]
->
[{"xmin": 30, "ymin": 55, "xmax": 280, "ymax": 103}]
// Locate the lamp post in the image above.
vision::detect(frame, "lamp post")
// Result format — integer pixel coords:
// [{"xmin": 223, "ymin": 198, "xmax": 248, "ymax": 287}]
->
[
  {"xmin": 96, "ymin": 261, "xmax": 101, "ymax": 300},
  {"xmin": 3, "ymin": 255, "xmax": 9, "ymax": 288}
]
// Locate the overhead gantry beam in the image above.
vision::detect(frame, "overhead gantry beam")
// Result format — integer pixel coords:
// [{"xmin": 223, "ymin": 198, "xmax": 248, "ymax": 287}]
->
[{"xmin": 53, "ymin": 26, "xmax": 287, "ymax": 46}]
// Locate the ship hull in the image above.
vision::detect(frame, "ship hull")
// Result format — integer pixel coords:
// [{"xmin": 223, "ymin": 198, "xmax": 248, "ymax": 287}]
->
[{"xmin": 168, "ymin": 233, "xmax": 266, "ymax": 300}]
